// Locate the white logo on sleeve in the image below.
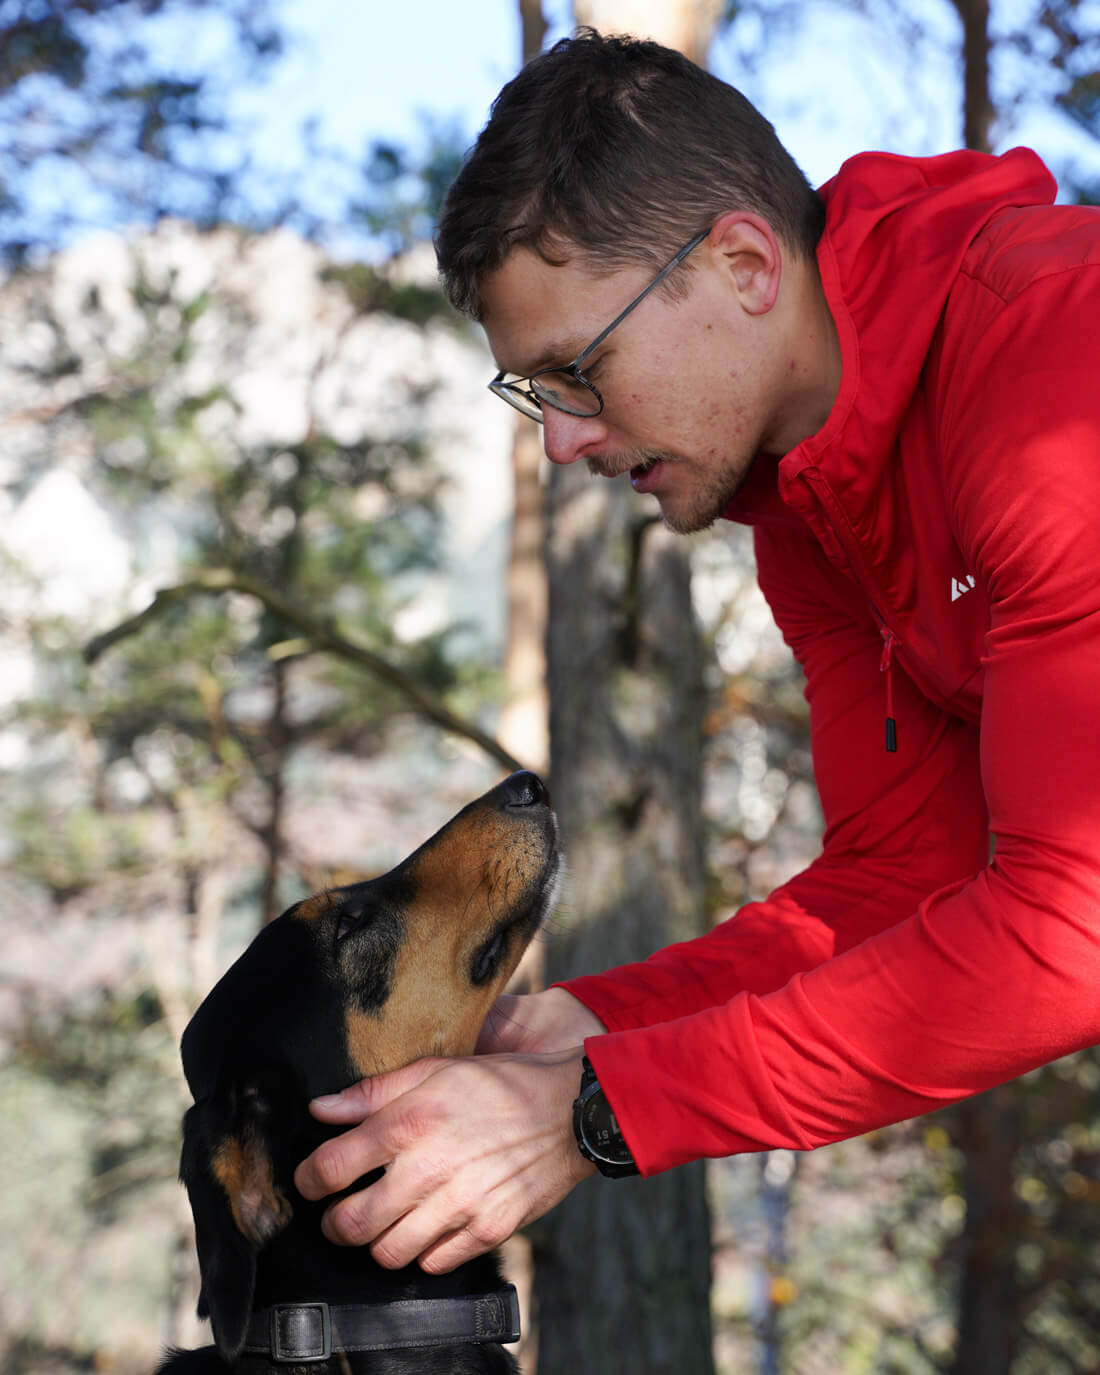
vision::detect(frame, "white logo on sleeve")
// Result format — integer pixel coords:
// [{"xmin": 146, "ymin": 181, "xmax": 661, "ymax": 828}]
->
[{"xmin": 951, "ymin": 574, "xmax": 976, "ymax": 602}]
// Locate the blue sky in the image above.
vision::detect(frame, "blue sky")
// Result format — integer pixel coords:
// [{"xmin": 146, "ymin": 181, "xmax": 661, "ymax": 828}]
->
[
  {"xmin": 14, "ymin": 0, "xmax": 1099, "ymax": 257},
  {"xmin": 227, "ymin": 0, "xmax": 1100, "ymax": 231},
  {"xmin": 268, "ymin": 0, "xmax": 538, "ymax": 151},
  {"xmin": 247, "ymin": 0, "xmax": 918, "ymax": 185}
]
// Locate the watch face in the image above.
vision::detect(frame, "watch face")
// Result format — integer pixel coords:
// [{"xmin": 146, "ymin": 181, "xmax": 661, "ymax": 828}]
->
[{"xmin": 580, "ymin": 1089, "xmax": 634, "ymax": 1165}]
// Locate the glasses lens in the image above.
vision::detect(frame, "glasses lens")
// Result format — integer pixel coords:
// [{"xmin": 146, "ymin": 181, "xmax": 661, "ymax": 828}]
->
[
  {"xmin": 530, "ymin": 370, "xmax": 602, "ymax": 417},
  {"xmin": 489, "ymin": 379, "xmax": 544, "ymax": 422}
]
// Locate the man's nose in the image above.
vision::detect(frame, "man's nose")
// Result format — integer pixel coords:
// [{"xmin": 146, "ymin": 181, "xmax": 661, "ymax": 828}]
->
[{"xmin": 540, "ymin": 406, "xmax": 607, "ymax": 466}]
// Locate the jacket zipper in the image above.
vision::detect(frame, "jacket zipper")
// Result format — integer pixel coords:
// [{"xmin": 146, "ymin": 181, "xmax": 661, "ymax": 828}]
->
[{"xmin": 794, "ymin": 470, "xmax": 900, "ymax": 753}]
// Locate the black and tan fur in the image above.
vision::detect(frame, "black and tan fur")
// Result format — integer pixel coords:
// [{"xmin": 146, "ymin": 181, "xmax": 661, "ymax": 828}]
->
[{"xmin": 157, "ymin": 771, "xmax": 560, "ymax": 1373}]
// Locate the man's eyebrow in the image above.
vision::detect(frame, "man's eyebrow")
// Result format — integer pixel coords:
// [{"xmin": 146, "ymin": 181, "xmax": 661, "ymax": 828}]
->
[{"xmin": 509, "ymin": 337, "xmax": 587, "ymax": 377}]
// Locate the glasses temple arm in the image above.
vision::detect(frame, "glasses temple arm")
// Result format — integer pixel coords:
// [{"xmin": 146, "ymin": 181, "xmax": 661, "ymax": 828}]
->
[{"xmin": 571, "ymin": 228, "xmax": 711, "ymax": 369}]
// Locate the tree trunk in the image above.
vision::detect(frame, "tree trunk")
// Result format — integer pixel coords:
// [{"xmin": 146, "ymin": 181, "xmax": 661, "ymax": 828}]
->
[
  {"xmin": 573, "ymin": 0, "xmax": 724, "ymax": 62},
  {"xmin": 951, "ymin": 0, "xmax": 994, "ymax": 152},
  {"xmin": 501, "ymin": 0, "xmax": 552, "ymax": 780},
  {"xmin": 259, "ymin": 654, "xmax": 290, "ymax": 925},
  {"xmin": 535, "ymin": 466, "xmax": 714, "ymax": 1375},
  {"xmin": 519, "ymin": 0, "xmax": 549, "ymax": 66},
  {"xmin": 523, "ymin": 10, "xmax": 719, "ymax": 1372},
  {"xmin": 499, "ymin": 406, "xmax": 550, "ymax": 780},
  {"xmin": 499, "ymin": 13, "xmax": 553, "ymax": 1370},
  {"xmin": 949, "ymin": 1084, "xmax": 1026, "ymax": 1374}
]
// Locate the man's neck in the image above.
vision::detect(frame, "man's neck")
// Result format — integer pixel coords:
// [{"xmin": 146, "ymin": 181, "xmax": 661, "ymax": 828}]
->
[{"xmin": 765, "ymin": 251, "xmax": 843, "ymax": 457}]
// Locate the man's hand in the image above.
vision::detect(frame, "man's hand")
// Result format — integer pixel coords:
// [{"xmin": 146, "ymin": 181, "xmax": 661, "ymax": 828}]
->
[
  {"xmin": 475, "ymin": 985, "xmax": 608, "ymax": 1055},
  {"xmin": 294, "ymin": 1042, "xmax": 598, "ymax": 1274}
]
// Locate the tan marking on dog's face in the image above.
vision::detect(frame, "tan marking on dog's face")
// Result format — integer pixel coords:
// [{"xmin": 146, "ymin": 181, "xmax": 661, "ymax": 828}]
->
[
  {"xmin": 211, "ymin": 1134, "xmax": 292, "ymax": 1246},
  {"xmin": 344, "ymin": 799, "xmax": 552, "ymax": 1078},
  {"xmin": 293, "ymin": 890, "xmax": 339, "ymax": 923}
]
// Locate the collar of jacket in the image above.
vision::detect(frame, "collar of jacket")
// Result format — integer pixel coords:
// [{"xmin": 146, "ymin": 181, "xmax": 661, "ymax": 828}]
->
[{"xmin": 723, "ymin": 146, "xmax": 1057, "ymax": 535}]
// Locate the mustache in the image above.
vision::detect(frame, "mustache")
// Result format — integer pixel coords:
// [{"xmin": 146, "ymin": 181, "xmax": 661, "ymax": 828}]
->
[{"xmin": 586, "ymin": 449, "xmax": 672, "ymax": 480}]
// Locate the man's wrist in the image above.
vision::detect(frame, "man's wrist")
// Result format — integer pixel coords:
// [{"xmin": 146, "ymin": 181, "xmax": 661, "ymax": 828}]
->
[{"xmin": 543, "ymin": 986, "xmax": 610, "ymax": 1042}]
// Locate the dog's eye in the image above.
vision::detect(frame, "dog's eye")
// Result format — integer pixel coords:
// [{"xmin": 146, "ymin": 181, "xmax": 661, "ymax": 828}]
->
[
  {"xmin": 471, "ymin": 929, "xmax": 508, "ymax": 985},
  {"xmin": 335, "ymin": 906, "xmax": 368, "ymax": 942}
]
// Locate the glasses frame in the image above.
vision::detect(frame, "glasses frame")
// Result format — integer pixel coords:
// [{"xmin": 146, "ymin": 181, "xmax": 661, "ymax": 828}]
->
[{"xmin": 489, "ymin": 227, "xmax": 711, "ymax": 424}]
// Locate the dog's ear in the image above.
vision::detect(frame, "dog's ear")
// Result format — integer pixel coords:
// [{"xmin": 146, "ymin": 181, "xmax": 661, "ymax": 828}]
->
[{"xmin": 179, "ymin": 1087, "xmax": 293, "ymax": 1363}]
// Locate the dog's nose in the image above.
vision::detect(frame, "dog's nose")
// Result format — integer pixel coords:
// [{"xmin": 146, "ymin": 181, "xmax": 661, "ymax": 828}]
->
[{"xmin": 500, "ymin": 770, "xmax": 550, "ymax": 809}]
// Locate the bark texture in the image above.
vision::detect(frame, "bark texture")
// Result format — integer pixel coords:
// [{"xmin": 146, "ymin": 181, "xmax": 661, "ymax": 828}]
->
[{"xmin": 534, "ymin": 465, "xmax": 715, "ymax": 1375}]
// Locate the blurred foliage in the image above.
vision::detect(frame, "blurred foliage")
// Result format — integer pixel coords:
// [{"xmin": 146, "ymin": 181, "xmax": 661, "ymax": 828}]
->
[
  {"xmin": 0, "ymin": 205, "xmax": 503, "ymax": 1365},
  {"xmin": 0, "ymin": 0, "xmax": 472, "ymax": 281},
  {"xmin": 721, "ymin": 0, "xmax": 1100, "ymax": 198},
  {"xmin": 2, "ymin": 245, "xmax": 484, "ymax": 923},
  {"xmin": 351, "ymin": 122, "xmax": 468, "ymax": 257},
  {"xmin": 0, "ymin": 9, "xmax": 490, "ymax": 1375},
  {"xmin": 0, "ymin": 0, "xmax": 283, "ymax": 261},
  {"xmin": 320, "ymin": 261, "xmax": 457, "ymax": 327},
  {"xmin": 0, "ymin": 987, "xmax": 182, "ymax": 1367},
  {"xmin": 757, "ymin": 1051, "xmax": 1100, "ymax": 1373}
]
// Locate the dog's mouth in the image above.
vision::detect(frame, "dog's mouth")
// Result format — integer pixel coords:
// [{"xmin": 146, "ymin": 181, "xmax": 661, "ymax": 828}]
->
[
  {"xmin": 471, "ymin": 856, "xmax": 560, "ymax": 987},
  {"xmin": 535, "ymin": 843, "xmax": 563, "ymax": 927}
]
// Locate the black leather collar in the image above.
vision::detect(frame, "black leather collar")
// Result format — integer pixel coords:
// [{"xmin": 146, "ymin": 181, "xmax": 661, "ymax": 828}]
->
[{"xmin": 241, "ymin": 1284, "xmax": 520, "ymax": 1363}]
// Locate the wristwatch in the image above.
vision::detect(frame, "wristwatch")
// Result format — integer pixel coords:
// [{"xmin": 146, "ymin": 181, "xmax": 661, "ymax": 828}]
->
[{"xmin": 572, "ymin": 1056, "xmax": 640, "ymax": 1178}]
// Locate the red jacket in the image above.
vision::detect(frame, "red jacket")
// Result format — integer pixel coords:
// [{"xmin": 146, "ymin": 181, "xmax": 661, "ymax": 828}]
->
[{"xmin": 562, "ymin": 148, "xmax": 1100, "ymax": 1176}]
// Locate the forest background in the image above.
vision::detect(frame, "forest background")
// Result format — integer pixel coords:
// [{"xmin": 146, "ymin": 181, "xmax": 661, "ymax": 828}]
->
[{"xmin": 2, "ymin": 1, "xmax": 1100, "ymax": 1373}]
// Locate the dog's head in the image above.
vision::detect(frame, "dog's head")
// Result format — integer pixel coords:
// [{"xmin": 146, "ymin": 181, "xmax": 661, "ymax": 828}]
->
[{"xmin": 176, "ymin": 771, "xmax": 559, "ymax": 1362}]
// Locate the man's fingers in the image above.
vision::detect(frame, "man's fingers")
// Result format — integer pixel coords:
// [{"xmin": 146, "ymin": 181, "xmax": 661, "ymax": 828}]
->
[
  {"xmin": 365, "ymin": 1206, "xmax": 459, "ymax": 1270},
  {"xmin": 296, "ymin": 1060, "xmax": 450, "ymax": 1203},
  {"xmin": 294, "ymin": 1119, "xmax": 392, "ymax": 1201},
  {"xmin": 417, "ymin": 1228, "xmax": 484, "ymax": 1275},
  {"xmin": 298, "ymin": 1049, "xmax": 589, "ymax": 1267},
  {"xmin": 320, "ymin": 1185, "xmax": 410, "ymax": 1251},
  {"xmin": 346, "ymin": 1193, "xmax": 503, "ymax": 1273},
  {"xmin": 417, "ymin": 1208, "xmax": 515, "ymax": 1274},
  {"xmin": 320, "ymin": 1153, "xmax": 451, "ymax": 1255},
  {"xmin": 309, "ymin": 1056, "xmax": 445, "ymax": 1122}
]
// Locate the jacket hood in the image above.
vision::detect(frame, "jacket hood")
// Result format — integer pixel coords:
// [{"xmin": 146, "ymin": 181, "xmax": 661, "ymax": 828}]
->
[{"xmin": 725, "ymin": 147, "xmax": 1057, "ymax": 526}]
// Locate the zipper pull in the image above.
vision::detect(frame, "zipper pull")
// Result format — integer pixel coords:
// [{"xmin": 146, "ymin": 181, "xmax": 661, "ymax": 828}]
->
[{"xmin": 880, "ymin": 631, "xmax": 898, "ymax": 753}]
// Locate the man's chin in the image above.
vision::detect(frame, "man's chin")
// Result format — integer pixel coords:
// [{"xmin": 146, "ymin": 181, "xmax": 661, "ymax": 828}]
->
[
  {"xmin": 654, "ymin": 481, "xmax": 738, "ymax": 535},
  {"xmin": 657, "ymin": 502, "xmax": 721, "ymax": 536},
  {"xmin": 585, "ymin": 450, "xmax": 745, "ymax": 534}
]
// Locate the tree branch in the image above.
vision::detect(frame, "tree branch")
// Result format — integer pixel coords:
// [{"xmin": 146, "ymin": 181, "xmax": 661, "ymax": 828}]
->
[{"xmin": 83, "ymin": 568, "xmax": 526, "ymax": 774}]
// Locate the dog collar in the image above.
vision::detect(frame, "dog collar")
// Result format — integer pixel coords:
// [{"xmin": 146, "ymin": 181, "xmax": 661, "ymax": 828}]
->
[{"xmin": 241, "ymin": 1284, "xmax": 521, "ymax": 1364}]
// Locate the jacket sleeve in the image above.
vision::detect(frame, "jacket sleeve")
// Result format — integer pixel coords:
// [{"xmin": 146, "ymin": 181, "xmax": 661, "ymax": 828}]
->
[{"xmin": 565, "ymin": 273, "xmax": 1100, "ymax": 1177}]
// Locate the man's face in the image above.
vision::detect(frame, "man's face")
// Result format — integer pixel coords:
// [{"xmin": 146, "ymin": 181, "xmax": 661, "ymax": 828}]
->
[{"xmin": 480, "ymin": 239, "xmax": 786, "ymax": 534}]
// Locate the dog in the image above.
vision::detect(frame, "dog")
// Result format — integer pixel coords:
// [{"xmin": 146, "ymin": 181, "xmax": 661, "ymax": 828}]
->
[{"xmin": 156, "ymin": 770, "xmax": 560, "ymax": 1373}]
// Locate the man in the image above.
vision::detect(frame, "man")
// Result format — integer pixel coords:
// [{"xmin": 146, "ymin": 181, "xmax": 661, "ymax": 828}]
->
[{"xmin": 295, "ymin": 30, "xmax": 1100, "ymax": 1275}]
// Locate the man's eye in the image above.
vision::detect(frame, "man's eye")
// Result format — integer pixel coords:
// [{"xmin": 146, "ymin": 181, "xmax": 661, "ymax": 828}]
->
[{"xmin": 532, "ymin": 368, "xmax": 601, "ymax": 415}]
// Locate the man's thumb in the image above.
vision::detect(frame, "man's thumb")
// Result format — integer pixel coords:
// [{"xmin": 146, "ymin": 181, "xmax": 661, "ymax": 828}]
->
[{"xmin": 309, "ymin": 1056, "xmax": 444, "ymax": 1121}]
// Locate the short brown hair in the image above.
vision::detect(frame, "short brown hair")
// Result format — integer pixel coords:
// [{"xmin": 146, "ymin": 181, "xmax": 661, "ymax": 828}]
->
[{"xmin": 436, "ymin": 28, "xmax": 825, "ymax": 319}]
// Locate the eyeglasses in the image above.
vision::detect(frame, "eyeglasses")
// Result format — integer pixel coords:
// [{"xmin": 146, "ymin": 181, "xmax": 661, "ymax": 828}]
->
[{"xmin": 488, "ymin": 227, "xmax": 710, "ymax": 423}]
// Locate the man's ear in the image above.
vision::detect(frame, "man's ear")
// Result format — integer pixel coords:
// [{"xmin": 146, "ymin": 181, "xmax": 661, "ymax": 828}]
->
[
  {"xmin": 708, "ymin": 210, "xmax": 783, "ymax": 315},
  {"xmin": 179, "ymin": 1094, "xmax": 293, "ymax": 1363}
]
